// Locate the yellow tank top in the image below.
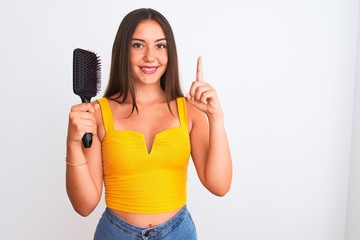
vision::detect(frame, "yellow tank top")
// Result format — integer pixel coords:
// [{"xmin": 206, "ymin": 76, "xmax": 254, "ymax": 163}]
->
[{"xmin": 97, "ymin": 97, "xmax": 191, "ymax": 214}]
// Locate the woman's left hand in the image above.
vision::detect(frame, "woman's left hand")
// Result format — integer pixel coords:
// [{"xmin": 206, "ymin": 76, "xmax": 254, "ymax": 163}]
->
[{"xmin": 186, "ymin": 56, "xmax": 223, "ymax": 120}]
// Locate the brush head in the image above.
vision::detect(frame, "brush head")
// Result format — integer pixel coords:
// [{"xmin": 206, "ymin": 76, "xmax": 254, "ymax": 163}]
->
[{"xmin": 73, "ymin": 48, "xmax": 101, "ymax": 103}]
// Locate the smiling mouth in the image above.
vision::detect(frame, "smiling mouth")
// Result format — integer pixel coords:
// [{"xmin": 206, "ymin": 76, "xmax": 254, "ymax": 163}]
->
[{"xmin": 141, "ymin": 66, "xmax": 158, "ymax": 74}]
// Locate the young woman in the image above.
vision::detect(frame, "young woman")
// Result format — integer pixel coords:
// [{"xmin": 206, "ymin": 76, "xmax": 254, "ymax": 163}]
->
[{"xmin": 66, "ymin": 8, "xmax": 232, "ymax": 240}]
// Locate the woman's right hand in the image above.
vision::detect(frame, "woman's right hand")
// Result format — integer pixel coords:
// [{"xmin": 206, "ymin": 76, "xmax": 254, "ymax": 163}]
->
[
  {"xmin": 67, "ymin": 103, "xmax": 100, "ymax": 146},
  {"xmin": 66, "ymin": 102, "xmax": 103, "ymax": 216}
]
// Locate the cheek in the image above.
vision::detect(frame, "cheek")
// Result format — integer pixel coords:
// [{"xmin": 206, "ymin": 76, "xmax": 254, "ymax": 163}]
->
[
  {"xmin": 159, "ymin": 53, "xmax": 168, "ymax": 66},
  {"xmin": 129, "ymin": 53, "xmax": 141, "ymax": 71},
  {"xmin": 129, "ymin": 52, "xmax": 139, "ymax": 63},
  {"xmin": 129, "ymin": 58, "xmax": 138, "ymax": 75}
]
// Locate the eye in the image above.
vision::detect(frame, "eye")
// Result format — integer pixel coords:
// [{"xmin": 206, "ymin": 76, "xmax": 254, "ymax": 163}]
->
[
  {"xmin": 132, "ymin": 42, "xmax": 143, "ymax": 48},
  {"xmin": 156, "ymin": 43, "xmax": 167, "ymax": 49}
]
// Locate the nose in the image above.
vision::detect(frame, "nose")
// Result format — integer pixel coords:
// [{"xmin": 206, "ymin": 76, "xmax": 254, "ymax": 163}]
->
[{"xmin": 144, "ymin": 47, "xmax": 155, "ymax": 63}]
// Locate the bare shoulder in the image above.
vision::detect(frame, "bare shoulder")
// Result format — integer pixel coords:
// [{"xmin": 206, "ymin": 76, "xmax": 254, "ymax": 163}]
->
[
  {"xmin": 91, "ymin": 99, "xmax": 105, "ymax": 141},
  {"xmin": 91, "ymin": 99, "xmax": 102, "ymax": 118}
]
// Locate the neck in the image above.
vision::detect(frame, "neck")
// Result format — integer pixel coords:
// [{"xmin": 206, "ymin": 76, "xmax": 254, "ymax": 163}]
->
[{"xmin": 133, "ymin": 83, "xmax": 166, "ymax": 105}]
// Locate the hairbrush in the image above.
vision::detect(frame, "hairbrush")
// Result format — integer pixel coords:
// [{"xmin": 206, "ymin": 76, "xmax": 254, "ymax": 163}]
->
[{"xmin": 73, "ymin": 48, "xmax": 101, "ymax": 148}]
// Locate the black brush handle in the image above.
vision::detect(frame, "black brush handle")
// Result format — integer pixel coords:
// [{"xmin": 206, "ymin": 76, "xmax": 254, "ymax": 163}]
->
[
  {"xmin": 82, "ymin": 133, "xmax": 93, "ymax": 148},
  {"xmin": 81, "ymin": 96, "xmax": 92, "ymax": 148}
]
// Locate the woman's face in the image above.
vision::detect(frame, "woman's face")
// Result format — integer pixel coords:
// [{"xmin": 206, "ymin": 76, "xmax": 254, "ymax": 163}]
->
[{"xmin": 130, "ymin": 20, "xmax": 168, "ymax": 86}]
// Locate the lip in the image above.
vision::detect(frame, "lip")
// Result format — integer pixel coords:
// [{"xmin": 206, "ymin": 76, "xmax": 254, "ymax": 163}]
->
[{"xmin": 140, "ymin": 66, "xmax": 158, "ymax": 74}]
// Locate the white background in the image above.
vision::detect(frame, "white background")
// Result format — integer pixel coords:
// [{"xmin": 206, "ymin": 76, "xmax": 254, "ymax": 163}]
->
[{"xmin": 0, "ymin": 0, "xmax": 359, "ymax": 239}]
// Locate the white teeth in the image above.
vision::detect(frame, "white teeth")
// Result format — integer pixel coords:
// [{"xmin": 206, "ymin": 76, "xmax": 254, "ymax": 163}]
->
[{"xmin": 142, "ymin": 67, "xmax": 156, "ymax": 71}]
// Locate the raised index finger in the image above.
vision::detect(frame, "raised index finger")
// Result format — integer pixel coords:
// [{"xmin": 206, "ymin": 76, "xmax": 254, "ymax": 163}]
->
[{"xmin": 196, "ymin": 56, "xmax": 204, "ymax": 82}]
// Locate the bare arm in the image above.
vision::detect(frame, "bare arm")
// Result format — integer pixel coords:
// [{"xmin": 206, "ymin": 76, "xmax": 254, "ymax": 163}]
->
[
  {"xmin": 186, "ymin": 57, "xmax": 232, "ymax": 196},
  {"xmin": 66, "ymin": 102, "xmax": 103, "ymax": 216}
]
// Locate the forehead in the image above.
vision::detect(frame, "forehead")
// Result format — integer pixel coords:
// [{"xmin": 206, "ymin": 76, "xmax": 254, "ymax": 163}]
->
[{"xmin": 132, "ymin": 20, "xmax": 166, "ymax": 39}]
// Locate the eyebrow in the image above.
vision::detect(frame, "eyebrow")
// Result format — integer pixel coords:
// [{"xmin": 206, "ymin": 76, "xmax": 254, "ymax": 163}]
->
[{"xmin": 131, "ymin": 37, "xmax": 167, "ymax": 42}]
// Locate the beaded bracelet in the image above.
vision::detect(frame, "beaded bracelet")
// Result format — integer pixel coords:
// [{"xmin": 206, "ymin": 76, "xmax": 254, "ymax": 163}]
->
[{"xmin": 65, "ymin": 158, "xmax": 88, "ymax": 167}]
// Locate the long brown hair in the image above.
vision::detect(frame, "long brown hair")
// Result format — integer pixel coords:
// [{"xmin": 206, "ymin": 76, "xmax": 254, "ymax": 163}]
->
[{"xmin": 104, "ymin": 8, "xmax": 183, "ymax": 114}]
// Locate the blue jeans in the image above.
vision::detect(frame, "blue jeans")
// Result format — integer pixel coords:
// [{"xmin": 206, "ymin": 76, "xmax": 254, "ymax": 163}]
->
[{"xmin": 94, "ymin": 206, "xmax": 197, "ymax": 240}]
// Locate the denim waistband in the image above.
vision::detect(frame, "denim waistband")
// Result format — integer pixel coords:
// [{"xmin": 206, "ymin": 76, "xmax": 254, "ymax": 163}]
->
[{"xmin": 104, "ymin": 205, "xmax": 187, "ymax": 239}]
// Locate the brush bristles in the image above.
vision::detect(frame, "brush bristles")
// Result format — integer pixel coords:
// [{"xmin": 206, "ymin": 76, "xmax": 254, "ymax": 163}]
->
[{"xmin": 73, "ymin": 48, "xmax": 101, "ymax": 98}]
